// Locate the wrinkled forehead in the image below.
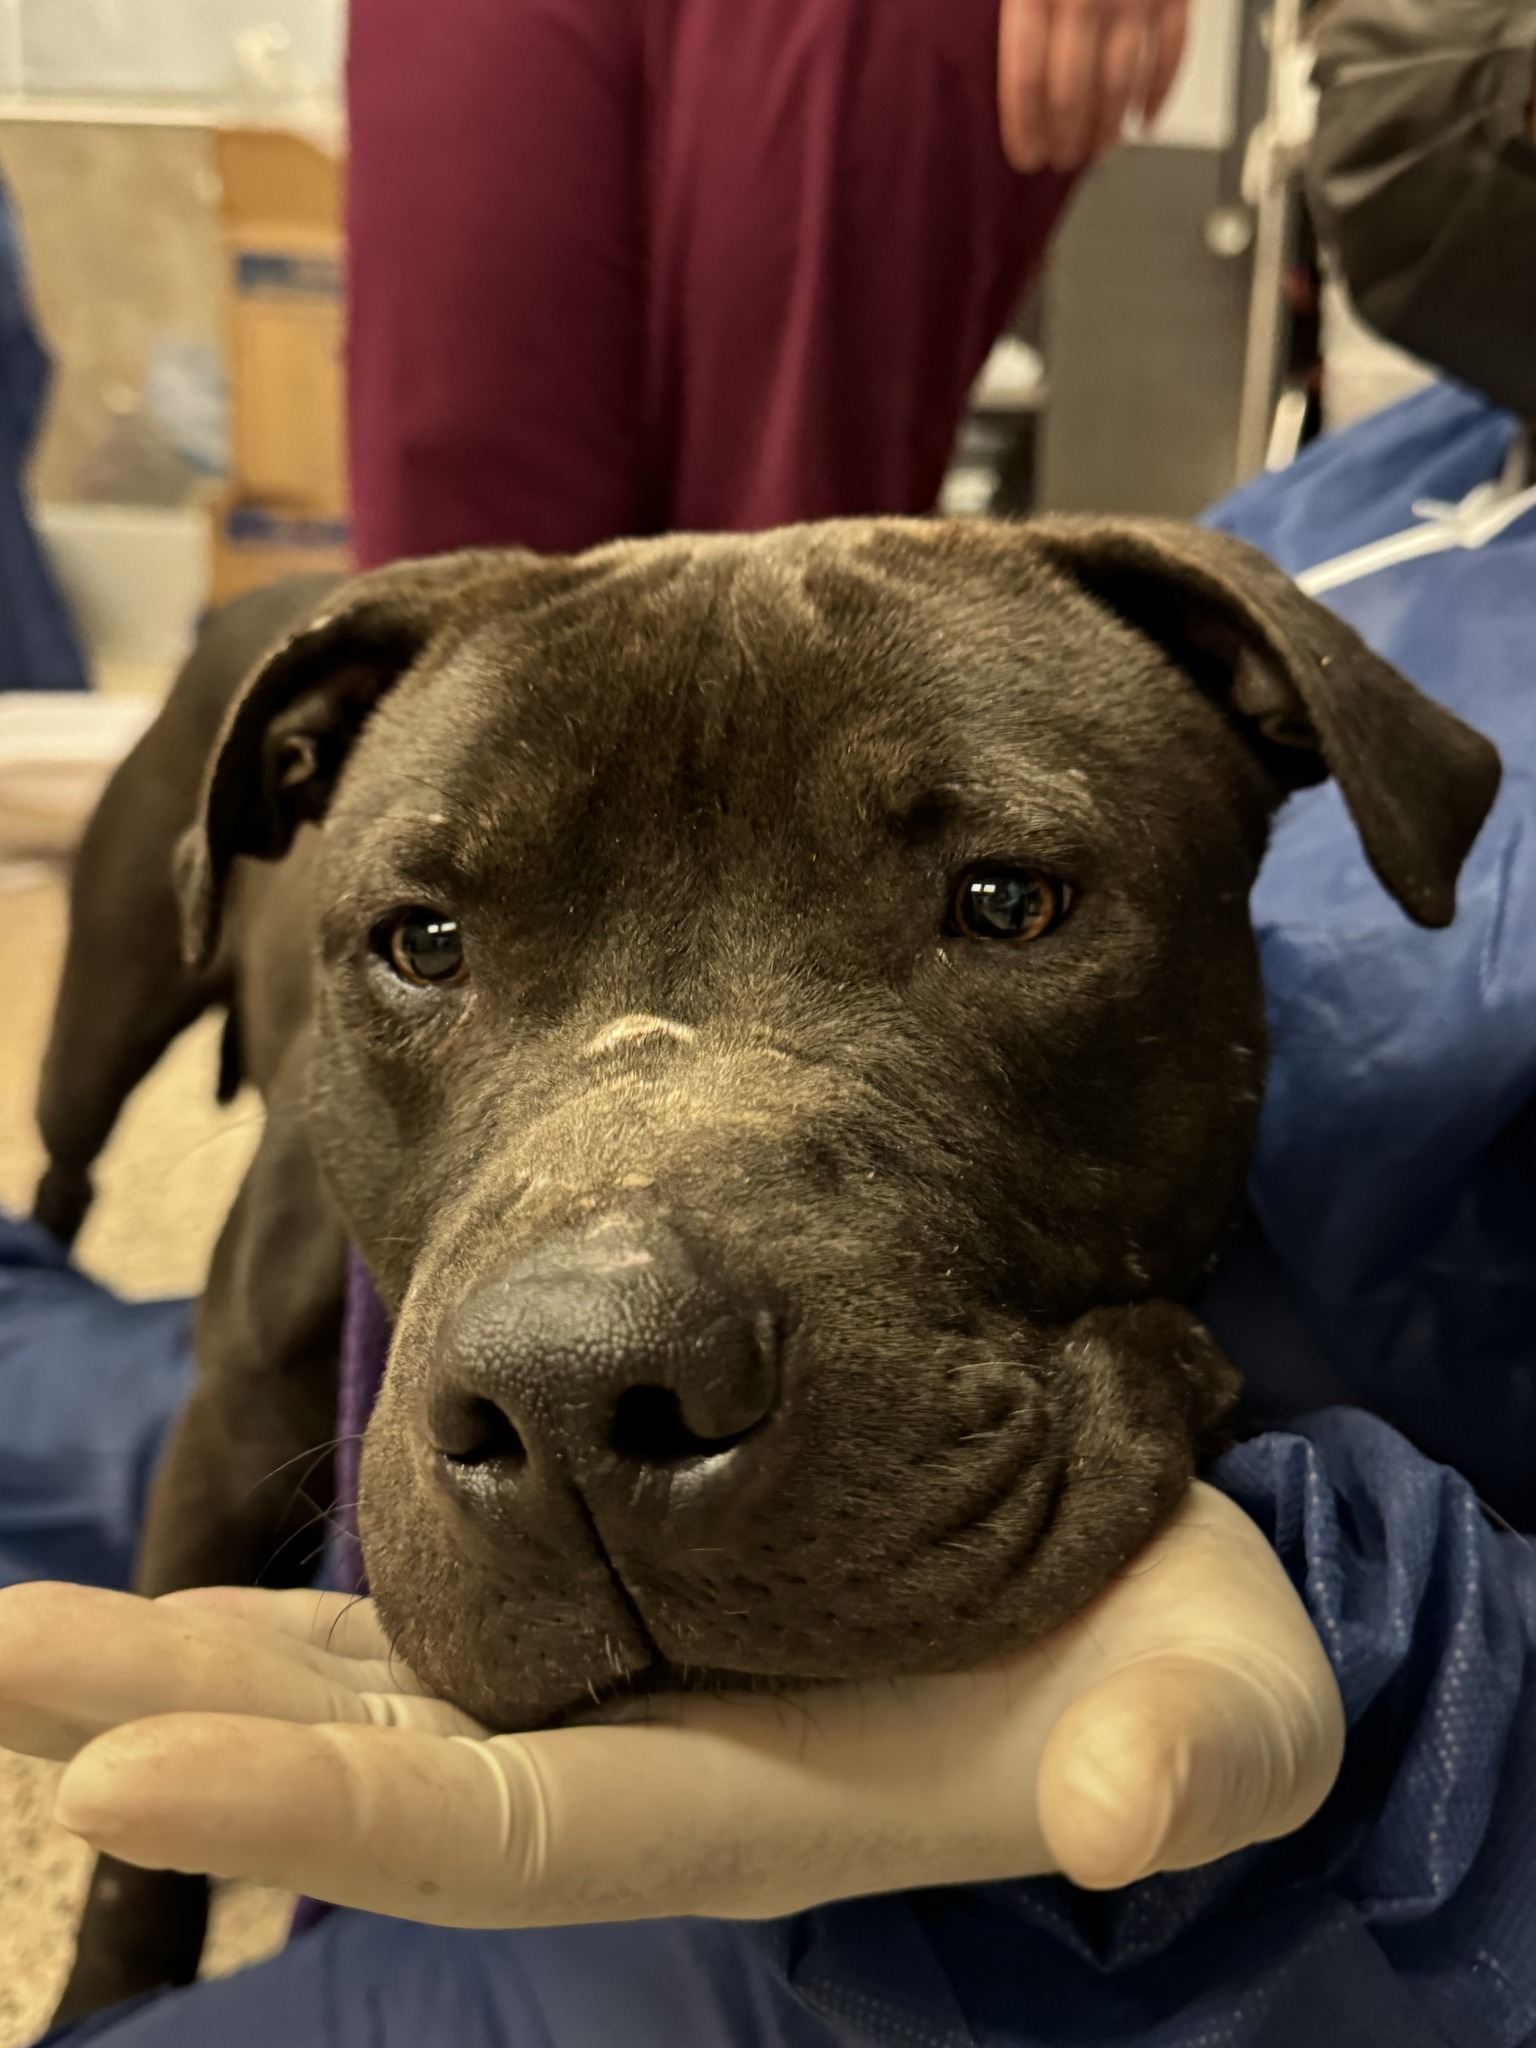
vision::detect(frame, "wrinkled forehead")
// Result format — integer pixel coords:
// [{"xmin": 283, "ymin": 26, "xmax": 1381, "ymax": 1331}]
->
[{"xmin": 325, "ymin": 533, "xmax": 1206, "ymax": 882}]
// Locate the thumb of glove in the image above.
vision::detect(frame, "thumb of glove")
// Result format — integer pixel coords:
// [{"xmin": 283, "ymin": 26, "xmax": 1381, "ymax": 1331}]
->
[{"xmin": 1036, "ymin": 1645, "xmax": 1346, "ymax": 1890}]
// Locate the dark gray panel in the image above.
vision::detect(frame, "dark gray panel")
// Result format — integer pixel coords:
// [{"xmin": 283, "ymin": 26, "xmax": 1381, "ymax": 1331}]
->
[{"xmin": 1037, "ymin": 146, "xmax": 1252, "ymax": 517}]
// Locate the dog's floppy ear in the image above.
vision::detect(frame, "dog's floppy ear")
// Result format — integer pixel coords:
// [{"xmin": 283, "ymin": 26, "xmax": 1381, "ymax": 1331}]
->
[
  {"xmin": 1029, "ymin": 515, "xmax": 1501, "ymax": 928},
  {"xmin": 177, "ymin": 548, "xmax": 522, "ymax": 968}
]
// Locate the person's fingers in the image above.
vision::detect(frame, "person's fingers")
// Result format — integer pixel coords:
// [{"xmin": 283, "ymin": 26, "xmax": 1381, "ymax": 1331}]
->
[
  {"xmin": 0, "ymin": 1696, "xmax": 99, "ymax": 1766},
  {"xmin": 54, "ymin": 1657, "xmax": 1096, "ymax": 1925},
  {"xmin": 353, "ymin": 1691, "xmax": 493, "ymax": 1737},
  {"xmin": 998, "ymin": 0, "xmax": 1053, "ymax": 172},
  {"xmin": 1091, "ymin": 9, "xmax": 1146, "ymax": 157},
  {"xmin": 159, "ymin": 1587, "xmax": 403, "ymax": 1671},
  {"xmin": 0, "ymin": 1584, "xmax": 176, "ymax": 1760},
  {"xmin": 0, "ymin": 1581, "xmax": 402, "ymax": 1761},
  {"xmin": 43, "ymin": 1483, "xmax": 1344, "ymax": 1923},
  {"xmin": 1139, "ymin": 0, "xmax": 1189, "ymax": 123},
  {"xmin": 1034, "ymin": 1483, "xmax": 1346, "ymax": 1888},
  {"xmin": 162, "ymin": 1590, "xmax": 425, "ymax": 1701},
  {"xmin": 156, "ymin": 1593, "xmax": 482, "ymax": 1731},
  {"xmin": 1045, "ymin": 0, "xmax": 1105, "ymax": 169},
  {"xmin": 1037, "ymin": 1649, "xmax": 1345, "ymax": 1888}
]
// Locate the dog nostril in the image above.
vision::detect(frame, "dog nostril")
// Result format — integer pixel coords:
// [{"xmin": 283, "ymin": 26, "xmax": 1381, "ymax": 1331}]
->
[
  {"xmin": 439, "ymin": 1397, "xmax": 528, "ymax": 1470},
  {"xmin": 609, "ymin": 1385, "xmax": 751, "ymax": 1463}
]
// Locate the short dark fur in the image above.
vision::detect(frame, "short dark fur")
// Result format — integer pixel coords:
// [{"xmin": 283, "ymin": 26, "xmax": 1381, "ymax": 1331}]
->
[{"xmin": 37, "ymin": 518, "xmax": 1499, "ymax": 2015}]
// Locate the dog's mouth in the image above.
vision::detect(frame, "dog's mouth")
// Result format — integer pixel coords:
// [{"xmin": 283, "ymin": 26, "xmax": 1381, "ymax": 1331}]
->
[
  {"xmin": 487, "ymin": 1443, "xmax": 1079, "ymax": 1731},
  {"xmin": 543, "ymin": 1493, "xmax": 810, "ymax": 1724},
  {"xmin": 551, "ymin": 1655, "xmax": 789, "ymax": 1726},
  {"xmin": 371, "ymin": 1282, "xmax": 1204, "ymax": 1734}
]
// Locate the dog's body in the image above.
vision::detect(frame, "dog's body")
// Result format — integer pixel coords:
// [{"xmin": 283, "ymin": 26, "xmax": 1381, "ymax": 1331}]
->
[{"xmin": 36, "ymin": 518, "xmax": 1499, "ymax": 2019}]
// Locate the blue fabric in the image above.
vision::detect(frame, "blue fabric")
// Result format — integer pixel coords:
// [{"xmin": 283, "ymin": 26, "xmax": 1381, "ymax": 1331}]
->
[
  {"xmin": 0, "ymin": 1213, "xmax": 192, "ymax": 1590},
  {"xmin": 0, "ymin": 175, "xmax": 88, "ymax": 691},
  {"xmin": 13, "ymin": 383, "xmax": 1536, "ymax": 2044},
  {"xmin": 33, "ymin": 1914, "xmax": 853, "ymax": 2048},
  {"xmin": 1198, "ymin": 381, "xmax": 1536, "ymax": 1526}
]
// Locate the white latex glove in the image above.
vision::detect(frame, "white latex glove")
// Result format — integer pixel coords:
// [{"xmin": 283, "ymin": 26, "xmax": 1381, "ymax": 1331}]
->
[
  {"xmin": 0, "ymin": 1483, "xmax": 1343, "ymax": 1926},
  {"xmin": 998, "ymin": 0, "xmax": 1190, "ymax": 171}
]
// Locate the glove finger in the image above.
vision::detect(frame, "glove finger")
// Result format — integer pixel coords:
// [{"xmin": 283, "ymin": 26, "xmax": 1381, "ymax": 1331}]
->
[
  {"xmin": 354, "ymin": 1690, "xmax": 493, "ymax": 1738},
  {"xmin": 158, "ymin": 1587, "xmax": 425, "ymax": 1696},
  {"xmin": 0, "ymin": 1698, "xmax": 100, "ymax": 1765},
  {"xmin": 1036, "ymin": 1646, "xmax": 1345, "ymax": 1889},
  {"xmin": 0, "ymin": 1584, "xmax": 185, "ymax": 1759},
  {"xmin": 0, "ymin": 1581, "xmax": 382, "ymax": 1760},
  {"xmin": 160, "ymin": 1588, "xmax": 397, "ymax": 1664},
  {"xmin": 56, "ymin": 1716, "xmax": 599, "ymax": 1918},
  {"xmin": 46, "ymin": 1484, "xmax": 1342, "ymax": 1917},
  {"xmin": 998, "ymin": 0, "xmax": 1053, "ymax": 171},
  {"xmin": 1031, "ymin": 1481, "xmax": 1344, "ymax": 1887},
  {"xmin": 53, "ymin": 1659, "xmax": 1087, "ymax": 1925}
]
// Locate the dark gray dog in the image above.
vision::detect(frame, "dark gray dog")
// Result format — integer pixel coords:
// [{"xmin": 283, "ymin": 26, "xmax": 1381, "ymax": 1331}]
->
[{"xmin": 35, "ymin": 517, "xmax": 1498, "ymax": 2017}]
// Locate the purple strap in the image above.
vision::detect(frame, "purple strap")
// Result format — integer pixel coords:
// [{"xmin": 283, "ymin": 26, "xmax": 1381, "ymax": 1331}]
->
[
  {"xmin": 327, "ymin": 1249, "xmax": 392, "ymax": 1596},
  {"xmin": 294, "ymin": 1251, "xmax": 393, "ymax": 1939}
]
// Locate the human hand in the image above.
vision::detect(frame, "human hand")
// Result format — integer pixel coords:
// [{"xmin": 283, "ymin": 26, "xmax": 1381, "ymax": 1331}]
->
[
  {"xmin": 0, "ymin": 1483, "xmax": 1343, "ymax": 1924},
  {"xmin": 998, "ymin": 0, "xmax": 1190, "ymax": 172}
]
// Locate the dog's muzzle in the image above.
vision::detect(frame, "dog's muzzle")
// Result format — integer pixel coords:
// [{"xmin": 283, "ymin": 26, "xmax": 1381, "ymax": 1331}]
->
[{"xmin": 422, "ymin": 1217, "xmax": 787, "ymax": 1539}]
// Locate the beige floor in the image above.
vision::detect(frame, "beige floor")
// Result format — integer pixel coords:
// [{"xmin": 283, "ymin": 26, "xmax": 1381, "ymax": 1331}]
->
[{"xmin": 0, "ymin": 859, "xmax": 291, "ymax": 2047}]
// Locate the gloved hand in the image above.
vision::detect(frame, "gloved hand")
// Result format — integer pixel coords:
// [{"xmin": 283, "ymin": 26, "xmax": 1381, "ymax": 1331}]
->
[
  {"xmin": 997, "ymin": 0, "xmax": 1190, "ymax": 171},
  {"xmin": 0, "ymin": 1483, "xmax": 1343, "ymax": 1926}
]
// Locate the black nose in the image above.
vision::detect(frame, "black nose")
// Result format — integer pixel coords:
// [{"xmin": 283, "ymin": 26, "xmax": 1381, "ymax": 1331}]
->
[{"xmin": 427, "ymin": 1223, "xmax": 783, "ymax": 1502}]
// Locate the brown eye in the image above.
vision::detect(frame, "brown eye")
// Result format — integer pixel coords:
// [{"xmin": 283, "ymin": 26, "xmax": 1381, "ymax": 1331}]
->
[
  {"xmin": 949, "ymin": 865, "xmax": 1067, "ymax": 944},
  {"xmin": 378, "ymin": 908, "xmax": 466, "ymax": 985}
]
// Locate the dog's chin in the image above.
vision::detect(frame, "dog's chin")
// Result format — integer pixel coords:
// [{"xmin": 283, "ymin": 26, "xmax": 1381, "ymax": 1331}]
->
[
  {"xmin": 373, "ymin": 1618, "xmax": 643, "ymax": 1735},
  {"xmin": 375, "ymin": 1601, "xmax": 815, "ymax": 1734},
  {"xmin": 547, "ymin": 1656, "xmax": 817, "ymax": 1727},
  {"xmin": 394, "ymin": 1620, "xmax": 994, "ymax": 1735},
  {"xmin": 369, "ymin": 1480, "xmax": 1188, "ymax": 1734}
]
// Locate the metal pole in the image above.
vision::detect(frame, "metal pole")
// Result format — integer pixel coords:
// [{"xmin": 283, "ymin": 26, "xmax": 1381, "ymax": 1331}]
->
[{"xmin": 1233, "ymin": 0, "xmax": 1303, "ymax": 481}]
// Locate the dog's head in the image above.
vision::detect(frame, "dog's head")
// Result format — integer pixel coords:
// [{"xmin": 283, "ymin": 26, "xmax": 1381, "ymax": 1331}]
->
[{"xmin": 180, "ymin": 518, "xmax": 1498, "ymax": 1726}]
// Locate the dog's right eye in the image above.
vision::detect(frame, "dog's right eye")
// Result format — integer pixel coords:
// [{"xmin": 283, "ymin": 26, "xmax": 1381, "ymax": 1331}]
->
[
  {"xmin": 948, "ymin": 864, "xmax": 1068, "ymax": 944},
  {"xmin": 375, "ymin": 908, "xmax": 467, "ymax": 987}
]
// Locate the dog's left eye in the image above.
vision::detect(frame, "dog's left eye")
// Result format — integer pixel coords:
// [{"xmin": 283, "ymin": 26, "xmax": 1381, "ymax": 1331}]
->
[
  {"xmin": 949, "ymin": 864, "xmax": 1068, "ymax": 944},
  {"xmin": 376, "ymin": 908, "xmax": 467, "ymax": 986}
]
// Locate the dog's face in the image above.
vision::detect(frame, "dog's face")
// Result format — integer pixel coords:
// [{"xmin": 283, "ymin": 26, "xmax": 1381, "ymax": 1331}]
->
[{"xmin": 182, "ymin": 518, "xmax": 1498, "ymax": 1728}]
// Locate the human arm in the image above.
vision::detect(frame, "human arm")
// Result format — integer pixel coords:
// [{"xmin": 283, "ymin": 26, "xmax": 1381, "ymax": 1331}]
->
[{"xmin": 997, "ymin": 0, "xmax": 1191, "ymax": 172}]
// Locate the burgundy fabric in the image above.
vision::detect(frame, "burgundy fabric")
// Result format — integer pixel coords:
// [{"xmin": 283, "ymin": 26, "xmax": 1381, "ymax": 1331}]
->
[{"xmin": 346, "ymin": 0, "xmax": 1073, "ymax": 565}]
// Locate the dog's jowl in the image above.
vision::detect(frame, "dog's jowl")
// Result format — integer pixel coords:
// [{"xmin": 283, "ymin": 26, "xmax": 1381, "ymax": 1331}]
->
[{"xmin": 38, "ymin": 517, "xmax": 1499, "ymax": 2007}]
